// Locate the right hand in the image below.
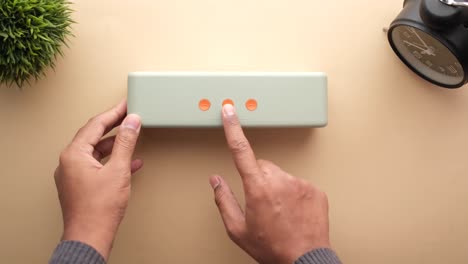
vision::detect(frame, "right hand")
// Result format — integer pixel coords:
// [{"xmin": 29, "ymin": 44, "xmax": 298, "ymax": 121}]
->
[{"xmin": 210, "ymin": 104, "xmax": 331, "ymax": 264}]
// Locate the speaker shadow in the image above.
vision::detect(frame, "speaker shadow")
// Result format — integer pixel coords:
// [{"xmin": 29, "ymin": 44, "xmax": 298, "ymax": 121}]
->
[{"xmin": 137, "ymin": 127, "xmax": 316, "ymax": 152}]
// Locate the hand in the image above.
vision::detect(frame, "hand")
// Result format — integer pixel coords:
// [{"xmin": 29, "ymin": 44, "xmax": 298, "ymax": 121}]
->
[
  {"xmin": 210, "ymin": 104, "xmax": 331, "ymax": 264},
  {"xmin": 54, "ymin": 100, "xmax": 143, "ymax": 260}
]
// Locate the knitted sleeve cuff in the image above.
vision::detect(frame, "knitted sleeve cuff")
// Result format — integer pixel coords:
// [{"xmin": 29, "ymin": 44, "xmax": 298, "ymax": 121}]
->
[
  {"xmin": 49, "ymin": 240, "xmax": 105, "ymax": 264},
  {"xmin": 294, "ymin": 248, "xmax": 342, "ymax": 264}
]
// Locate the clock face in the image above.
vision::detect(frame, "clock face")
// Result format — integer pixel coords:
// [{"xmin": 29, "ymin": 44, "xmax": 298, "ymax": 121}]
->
[{"xmin": 390, "ymin": 25, "xmax": 464, "ymax": 87}]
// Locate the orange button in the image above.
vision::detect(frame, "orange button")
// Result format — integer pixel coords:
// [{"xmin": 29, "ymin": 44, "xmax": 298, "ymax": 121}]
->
[
  {"xmin": 222, "ymin": 99, "xmax": 234, "ymax": 106},
  {"xmin": 199, "ymin": 99, "xmax": 211, "ymax": 111},
  {"xmin": 245, "ymin": 99, "xmax": 258, "ymax": 111}
]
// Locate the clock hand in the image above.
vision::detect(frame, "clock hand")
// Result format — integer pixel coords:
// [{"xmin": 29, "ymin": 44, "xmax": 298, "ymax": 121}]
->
[
  {"xmin": 409, "ymin": 27, "xmax": 429, "ymax": 48},
  {"xmin": 403, "ymin": 41, "xmax": 436, "ymax": 56},
  {"xmin": 403, "ymin": 41, "xmax": 428, "ymax": 51}
]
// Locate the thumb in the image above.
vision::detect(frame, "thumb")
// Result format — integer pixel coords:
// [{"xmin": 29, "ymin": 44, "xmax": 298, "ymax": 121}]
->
[
  {"xmin": 210, "ymin": 175, "xmax": 246, "ymax": 242},
  {"xmin": 109, "ymin": 114, "xmax": 141, "ymax": 169}
]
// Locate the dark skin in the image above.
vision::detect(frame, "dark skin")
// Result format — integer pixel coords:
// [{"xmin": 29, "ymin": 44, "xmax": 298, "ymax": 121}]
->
[{"xmin": 54, "ymin": 100, "xmax": 332, "ymax": 263}]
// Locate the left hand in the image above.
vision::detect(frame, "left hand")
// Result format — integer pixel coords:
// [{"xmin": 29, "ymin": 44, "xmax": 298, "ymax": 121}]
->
[{"xmin": 54, "ymin": 100, "xmax": 143, "ymax": 260}]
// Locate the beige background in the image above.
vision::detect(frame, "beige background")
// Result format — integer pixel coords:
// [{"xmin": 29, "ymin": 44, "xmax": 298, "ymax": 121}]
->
[{"xmin": 1, "ymin": 0, "xmax": 468, "ymax": 263}]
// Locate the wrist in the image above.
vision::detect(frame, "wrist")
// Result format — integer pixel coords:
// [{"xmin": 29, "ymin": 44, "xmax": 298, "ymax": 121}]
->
[{"xmin": 62, "ymin": 216, "xmax": 120, "ymax": 261}]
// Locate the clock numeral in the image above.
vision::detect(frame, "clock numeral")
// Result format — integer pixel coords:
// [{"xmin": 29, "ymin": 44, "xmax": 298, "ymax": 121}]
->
[
  {"xmin": 425, "ymin": 60, "xmax": 433, "ymax": 67},
  {"xmin": 438, "ymin": 67, "xmax": 446, "ymax": 73},
  {"xmin": 447, "ymin": 65, "xmax": 458, "ymax": 74},
  {"xmin": 403, "ymin": 31, "xmax": 411, "ymax": 38},
  {"xmin": 412, "ymin": 51, "xmax": 423, "ymax": 59}
]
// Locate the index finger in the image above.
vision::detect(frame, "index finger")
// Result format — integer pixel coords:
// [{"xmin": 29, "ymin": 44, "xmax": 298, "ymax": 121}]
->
[
  {"xmin": 73, "ymin": 99, "xmax": 127, "ymax": 147},
  {"xmin": 222, "ymin": 104, "xmax": 262, "ymax": 183}
]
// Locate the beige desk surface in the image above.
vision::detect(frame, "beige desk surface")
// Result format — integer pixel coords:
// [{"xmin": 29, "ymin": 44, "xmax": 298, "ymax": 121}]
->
[{"xmin": 2, "ymin": 0, "xmax": 468, "ymax": 263}]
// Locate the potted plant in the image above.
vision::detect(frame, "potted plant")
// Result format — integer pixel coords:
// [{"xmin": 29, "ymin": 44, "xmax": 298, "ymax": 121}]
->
[{"xmin": 0, "ymin": 0, "xmax": 74, "ymax": 88}]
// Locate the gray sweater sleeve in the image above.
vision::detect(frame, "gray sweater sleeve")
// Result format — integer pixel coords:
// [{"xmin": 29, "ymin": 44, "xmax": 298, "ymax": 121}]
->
[
  {"xmin": 49, "ymin": 241, "xmax": 105, "ymax": 264},
  {"xmin": 295, "ymin": 248, "xmax": 342, "ymax": 264},
  {"xmin": 49, "ymin": 241, "xmax": 340, "ymax": 264}
]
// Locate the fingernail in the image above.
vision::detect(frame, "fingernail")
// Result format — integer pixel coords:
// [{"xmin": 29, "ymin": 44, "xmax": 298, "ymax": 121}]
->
[
  {"xmin": 223, "ymin": 104, "xmax": 235, "ymax": 117},
  {"xmin": 122, "ymin": 114, "xmax": 141, "ymax": 131},
  {"xmin": 209, "ymin": 176, "xmax": 221, "ymax": 190}
]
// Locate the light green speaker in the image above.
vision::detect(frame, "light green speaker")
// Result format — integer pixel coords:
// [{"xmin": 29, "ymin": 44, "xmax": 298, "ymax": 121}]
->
[{"xmin": 127, "ymin": 72, "xmax": 328, "ymax": 128}]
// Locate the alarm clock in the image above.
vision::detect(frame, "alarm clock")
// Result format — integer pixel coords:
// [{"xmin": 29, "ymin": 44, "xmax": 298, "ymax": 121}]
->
[{"xmin": 388, "ymin": 0, "xmax": 468, "ymax": 88}]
